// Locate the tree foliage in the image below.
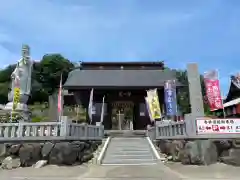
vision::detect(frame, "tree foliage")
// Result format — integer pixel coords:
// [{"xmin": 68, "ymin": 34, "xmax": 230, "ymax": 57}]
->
[
  {"xmin": 0, "ymin": 82, "xmax": 9, "ymax": 104},
  {"xmin": 176, "ymin": 70, "xmax": 210, "ymax": 115},
  {"xmin": 0, "ymin": 65, "xmax": 16, "ymax": 83},
  {"xmin": 0, "ymin": 54, "xmax": 73, "ymax": 105},
  {"xmin": 176, "ymin": 70, "xmax": 191, "ymax": 114},
  {"xmin": 34, "ymin": 54, "xmax": 74, "ymax": 94}
]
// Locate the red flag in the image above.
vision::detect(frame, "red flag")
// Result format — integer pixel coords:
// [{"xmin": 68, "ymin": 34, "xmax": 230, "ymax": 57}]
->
[
  {"xmin": 58, "ymin": 74, "xmax": 62, "ymax": 113},
  {"xmin": 204, "ymin": 70, "xmax": 223, "ymax": 111}
]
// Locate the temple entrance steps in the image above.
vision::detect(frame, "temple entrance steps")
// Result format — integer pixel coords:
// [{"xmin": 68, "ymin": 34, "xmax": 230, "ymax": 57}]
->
[
  {"xmin": 100, "ymin": 137, "xmax": 161, "ymax": 165},
  {"xmin": 104, "ymin": 130, "xmax": 147, "ymax": 137}
]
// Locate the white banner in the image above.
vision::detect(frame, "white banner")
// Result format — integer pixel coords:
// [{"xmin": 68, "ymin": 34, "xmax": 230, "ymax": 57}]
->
[{"xmin": 196, "ymin": 118, "xmax": 240, "ymax": 134}]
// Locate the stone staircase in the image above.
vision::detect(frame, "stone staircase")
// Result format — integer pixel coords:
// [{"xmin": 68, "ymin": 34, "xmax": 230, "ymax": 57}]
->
[
  {"xmin": 104, "ymin": 130, "xmax": 147, "ymax": 137},
  {"xmin": 101, "ymin": 137, "xmax": 158, "ymax": 165}
]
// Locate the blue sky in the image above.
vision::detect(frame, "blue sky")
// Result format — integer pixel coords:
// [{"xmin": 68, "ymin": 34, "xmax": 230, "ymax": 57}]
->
[{"xmin": 0, "ymin": 0, "xmax": 240, "ymax": 95}]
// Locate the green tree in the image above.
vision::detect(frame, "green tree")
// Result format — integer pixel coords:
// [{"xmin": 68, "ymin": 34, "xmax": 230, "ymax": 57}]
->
[
  {"xmin": 0, "ymin": 82, "xmax": 9, "ymax": 104},
  {"xmin": 176, "ymin": 70, "xmax": 210, "ymax": 115},
  {"xmin": 0, "ymin": 65, "xmax": 16, "ymax": 83},
  {"xmin": 176, "ymin": 70, "xmax": 191, "ymax": 114},
  {"xmin": 0, "ymin": 65, "xmax": 16, "ymax": 104},
  {"xmin": 34, "ymin": 54, "xmax": 74, "ymax": 120},
  {"xmin": 35, "ymin": 54, "xmax": 74, "ymax": 94}
]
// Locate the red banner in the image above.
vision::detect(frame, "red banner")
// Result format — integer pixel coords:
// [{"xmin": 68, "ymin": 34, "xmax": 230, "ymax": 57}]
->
[
  {"xmin": 57, "ymin": 75, "xmax": 62, "ymax": 114},
  {"xmin": 204, "ymin": 79, "xmax": 223, "ymax": 111}
]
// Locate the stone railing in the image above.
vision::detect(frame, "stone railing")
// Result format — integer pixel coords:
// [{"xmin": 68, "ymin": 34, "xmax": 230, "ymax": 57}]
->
[
  {"xmin": 146, "ymin": 126, "xmax": 156, "ymax": 141},
  {"xmin": 155, "ymin": 121, "xmax": 186, "ymax": 139},
  {"xmin": 0, "ymin": 117, "xmax": 104, "ymax": 142},
  {"xmin": 150, "ymin": 114, "xmax": 240, "ymax": 140}
]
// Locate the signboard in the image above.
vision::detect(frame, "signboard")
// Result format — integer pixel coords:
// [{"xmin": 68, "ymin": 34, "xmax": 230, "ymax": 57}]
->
[
  {"xmin": 13, "ymin": 87, "xmax": 20, "ymax": 110},
  {"xmin": 196, "ymin": 118, "xmax": 240, "ymax": 134}
]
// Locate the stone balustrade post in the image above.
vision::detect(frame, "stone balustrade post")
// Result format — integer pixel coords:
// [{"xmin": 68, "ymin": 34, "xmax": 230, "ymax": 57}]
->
[
  {"xmin": 17, "ymin": 120, "xmax": 24, "ymax": 137},
  {"xmin": 60, "ymin": 116, "xmax": 71, "ymax": 137}
]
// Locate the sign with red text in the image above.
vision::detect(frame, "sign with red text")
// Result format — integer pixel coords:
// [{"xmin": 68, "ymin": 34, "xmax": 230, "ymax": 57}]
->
[
  {"xmin": 204, "ymin": 70, "xmax": 223, "ymax": 111},
  {"xmin": 196, "ymin": 118, "xmax": 240, "ymax": 134}
]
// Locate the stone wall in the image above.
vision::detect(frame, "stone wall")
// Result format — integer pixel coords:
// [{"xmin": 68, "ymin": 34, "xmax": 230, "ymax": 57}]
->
[
  {"xmin": 0, "ymin": 140, "xmax": 102, "ymax": 169},
  {"xmin": 156, "ymin": 139, "xmax": 240, "ymax": 166}
]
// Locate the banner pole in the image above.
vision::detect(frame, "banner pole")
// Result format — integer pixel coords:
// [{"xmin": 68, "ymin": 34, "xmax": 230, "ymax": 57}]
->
[
  {"xmin": 173, "ymin": 79, "xmax": 179, "ymax": 121},
  {"xmin": 217, "ymin": 69, "xmax": 226, "ymax": 118}
]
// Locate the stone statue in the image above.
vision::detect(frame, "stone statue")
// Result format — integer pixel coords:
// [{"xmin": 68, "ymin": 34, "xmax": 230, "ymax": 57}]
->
[{"xmin": 4, "ymin": 45, "xmax": 33, "ymax": 121}]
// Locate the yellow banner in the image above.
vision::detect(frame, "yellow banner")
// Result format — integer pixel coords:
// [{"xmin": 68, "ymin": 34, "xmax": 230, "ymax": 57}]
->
[
  {"xmin": 13, "ymin": 87, "xmax": 20, "ymax": 110},
  {"xmin": 147, "ymin": 89, "xmax": 161, "ymax": 119},
  {"xmin": 145, "ymin": 96, "xmax": 154, "ymax": 121}
]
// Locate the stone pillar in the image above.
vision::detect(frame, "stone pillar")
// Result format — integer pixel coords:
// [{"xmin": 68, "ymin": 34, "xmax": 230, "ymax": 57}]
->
[
  {"xmin": 48, "ymin": 91, "xmax": 58, "ymax": 121},
  {"xmin": 185, "ymin": 63, "xmax": 218, "ymax": 165},
  {"xmin": 187, "ymin": 63, "xmax": 204, "ymax": 117}
]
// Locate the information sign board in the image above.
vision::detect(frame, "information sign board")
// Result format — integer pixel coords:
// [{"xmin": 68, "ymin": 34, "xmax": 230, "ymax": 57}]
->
[{"xmin": 196, "ymin": 118, "xmax": 240, "ymax": 134}]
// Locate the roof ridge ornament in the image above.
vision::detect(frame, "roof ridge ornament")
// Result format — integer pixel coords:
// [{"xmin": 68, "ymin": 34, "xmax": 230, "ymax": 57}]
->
[
  {"xmin": 231, "ymin": 73, "xmax": 240, "ymax": 89},
  {"xmin": 79, "ymin": 61, "xmax": 82, "ymax": 70}
]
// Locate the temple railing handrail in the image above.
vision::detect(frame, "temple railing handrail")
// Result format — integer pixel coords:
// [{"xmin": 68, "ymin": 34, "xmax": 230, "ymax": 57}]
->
[
  {"xmin": 155, "ymin": 120, "xmax": 187, "ymax": 139},
  {"xmin": 0, "ymin": 116, "xmax": 104, "ymax": 142}
]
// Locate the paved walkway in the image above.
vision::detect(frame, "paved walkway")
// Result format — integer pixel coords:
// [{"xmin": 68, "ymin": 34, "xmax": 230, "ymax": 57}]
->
[
  {"xmin": 0, "ymin": 163, "xmax": 182, "ymax": 180},
  {"xmin": 1, "ymin": 162, "xmax": 240, "ymax": 180}
]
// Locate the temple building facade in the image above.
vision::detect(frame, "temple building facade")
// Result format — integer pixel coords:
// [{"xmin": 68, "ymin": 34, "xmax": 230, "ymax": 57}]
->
[
  {"xmin": 221, "ymin": 73, "xmax": 240, "ymax": 117},
  {"xmin": 63, "ymin": 62, "xmax": 181, "ymax": 130}
]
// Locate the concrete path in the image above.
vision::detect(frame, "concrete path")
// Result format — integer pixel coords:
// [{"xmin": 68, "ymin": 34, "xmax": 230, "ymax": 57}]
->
[
  {"xmin": 1, "ymin": 162, "xmax": 240, "ymax": 180},
  {"xmin": 0, "ymin": 163, "xmax": 183, "ymax": 180}
]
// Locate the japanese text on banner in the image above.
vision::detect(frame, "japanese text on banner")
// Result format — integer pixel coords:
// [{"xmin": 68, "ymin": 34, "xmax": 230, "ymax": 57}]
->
[
  {"xmin": 164, "ymin": 80, "xmax": 177, "ymax": 116},
  {"xmin": 12, "ymin": 78, "xmax": 20, "ymax": 111},
  {"xmin": 196, "ymin": 118, "xmax": 240, "ymax": 134},
  {"xmin": 204, "ymin": 70, "xmax": 223, "ymax": 111},
  {"xmin": 145, "ymin": 96, "xmax": 154, "ymax": 121},
  {"xmin": 13, "ymin": 87, "xmax": 20, "ymax": 110},
  {"xmin": 146, "ymin": 89, "xmax": 161, "ymax": 119}
]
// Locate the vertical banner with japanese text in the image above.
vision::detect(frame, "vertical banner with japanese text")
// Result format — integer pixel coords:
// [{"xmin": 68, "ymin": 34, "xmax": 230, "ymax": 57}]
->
[
  {"xmin": 57, "ymin": 74, "xmax": 63, "ymax": 121},
  {"xmin": 88, "ymin": 89, "xmax": 94, "ymax": 124},
  {"xmin": 204, "ymin": 70, "xmax": 223, "ymax": 111},
  {"xmin": 146, "ymin": 89, "xmax": 161, "ymax": 120},
  {"xmin": 164, "ymin": 80, "xmax": 177, "ymax": 116},
  {"xmin": 13, "ymin": 87, "xmax": 20, "ymax": 110},
  {"xmin": 13, "ymin": 78, "xmax": 20, "ymax": 111},
  {"xmin": 145, "ymin": 96, "xmax": 154, "ymax": 121}
]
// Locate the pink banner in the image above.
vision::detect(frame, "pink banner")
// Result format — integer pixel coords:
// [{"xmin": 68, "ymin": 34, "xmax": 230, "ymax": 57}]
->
[
  {"xmin": 204, "ymin": 79, "xmax": 223, "ymax": 111},
  {"xmin": 57, "ymin": 75, "xmax": 62, "ymax": 113}
]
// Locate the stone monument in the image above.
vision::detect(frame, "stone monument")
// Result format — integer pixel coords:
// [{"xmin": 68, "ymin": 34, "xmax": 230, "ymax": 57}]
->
[
  {"xmin": 187, "ymin": 63, "xmax": 205, "ymax": 117},
  {"xmin": 4, "ymin": 45, "xmax": 33, "ymax": 121}
]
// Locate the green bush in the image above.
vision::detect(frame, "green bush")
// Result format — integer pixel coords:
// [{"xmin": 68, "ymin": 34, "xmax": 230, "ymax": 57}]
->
[
  {"xmin": 0, "ymin": 111, "xmax": 22, "ymax": 122},
  {"xmin": 31, "ymin": 116, "xmax": 44, "ymax": 122}
]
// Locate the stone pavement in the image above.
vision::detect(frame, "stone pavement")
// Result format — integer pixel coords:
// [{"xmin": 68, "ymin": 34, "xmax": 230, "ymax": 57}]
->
[
  {"xmin": 166, "ymin": 161, "xmax": 240, "ymax": 180},
  {"xmin": 1, "ymin": 162, "xmax": 240, "ymax": 180}
]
